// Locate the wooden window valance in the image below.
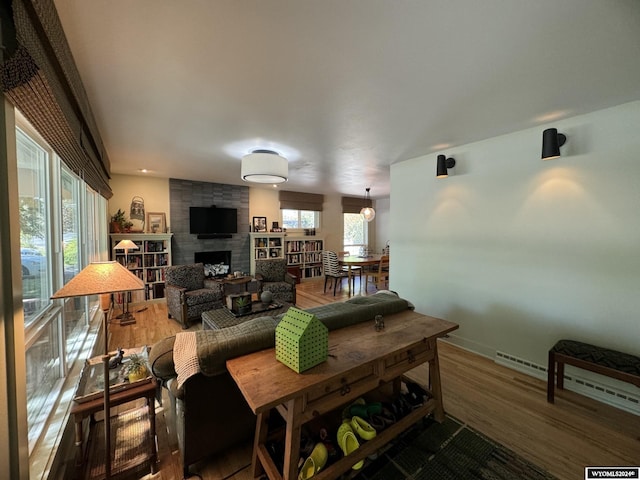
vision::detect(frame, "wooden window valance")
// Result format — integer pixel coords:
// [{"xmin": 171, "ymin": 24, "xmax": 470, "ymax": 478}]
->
[
  {"xmin": 342, "ymin": 196, "xmax": 371, "ymax": 214},
  {"xmin": 0, "ymin": 0, "xmax": 112, "ymax": 198},
  {"xmin": 279, "ymin": 191, "xmax": 324, "ymax": 211}
]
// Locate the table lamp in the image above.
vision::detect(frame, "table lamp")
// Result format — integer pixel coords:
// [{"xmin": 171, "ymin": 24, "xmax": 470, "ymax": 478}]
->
[
  {"xmin": 52, "ymin": 261, "xmax": 144, "ymax": 479},
  {"xmin": 113, "ymin": 239, "xmax": 140, "ymax": 325}
]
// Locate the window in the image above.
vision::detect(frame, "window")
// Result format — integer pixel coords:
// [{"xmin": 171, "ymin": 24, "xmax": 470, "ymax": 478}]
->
[
  {"xmin": 18, "ymin": 126, "xmax": 62, "ymax": 448},
  {"xmin": 61, "ymin": 165, "xmax": 87, "ymax": 363},
  {"xmin": 17, "ymin": 128, "xmax": 51, "ymax": 326},
  {"xmin": 281, "ymin": 209, "xmax": 320, "ymax": 229},
  {"xmin": 16, "ymin": 118, "xmax": 107, "ymax": 454},
  {"xmin": 344, "ymin": 213, "xmax": 368, "ymax": 255}
]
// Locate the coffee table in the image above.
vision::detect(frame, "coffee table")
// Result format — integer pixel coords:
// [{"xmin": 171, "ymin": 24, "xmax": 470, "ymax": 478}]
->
[{"xmin": 202, "ymin": 302, "xmax": 293, "ymax": 330}]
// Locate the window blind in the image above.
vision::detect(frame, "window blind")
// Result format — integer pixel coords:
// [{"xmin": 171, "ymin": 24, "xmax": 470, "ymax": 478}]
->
[
  {"xmin": 0, "ymin": 0, "xmax": 112, "ymax": 198},
  {"xmin": 279, "ymin": 191, "xmax": 324, "ymax": 211},
  {"xmin": 342, "ymin": 196, "xmax": 371, "ymax": 214}
]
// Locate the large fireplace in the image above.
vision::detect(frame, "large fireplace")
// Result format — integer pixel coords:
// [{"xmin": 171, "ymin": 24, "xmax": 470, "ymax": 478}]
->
[{"xmin": 194, "ymin": 250, "xmax": 231, "ymax": 278}]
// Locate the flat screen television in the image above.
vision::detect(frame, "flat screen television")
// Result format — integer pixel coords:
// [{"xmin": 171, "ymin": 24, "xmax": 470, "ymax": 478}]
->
[{"xmin": 189, "ymin": 207, "xmax": 238, "ymax": 236}]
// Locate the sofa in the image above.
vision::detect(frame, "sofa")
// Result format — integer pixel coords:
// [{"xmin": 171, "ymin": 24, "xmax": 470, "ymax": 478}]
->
[
  {"xmin": 165, "ymin": 263, "xmax": 225, "ymax": 328},
  {"xmin": 149, "ymin": 291, "xmax": 413, "ymax": 478}
]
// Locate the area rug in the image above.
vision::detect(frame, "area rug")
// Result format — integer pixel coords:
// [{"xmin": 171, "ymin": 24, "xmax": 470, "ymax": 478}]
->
[
  {"xmin": 352, "ymin": 415, "xmax": 557, "ymax": 480},
  {"xmin": 84, "ymin": 406, "xmax": 153, "ymax": 480}
]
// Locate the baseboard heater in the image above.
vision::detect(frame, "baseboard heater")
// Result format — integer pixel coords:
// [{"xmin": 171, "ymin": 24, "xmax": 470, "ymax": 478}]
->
[{"xmin": 495, "ymin": 350, "xmax": 640, "ymax": 415}]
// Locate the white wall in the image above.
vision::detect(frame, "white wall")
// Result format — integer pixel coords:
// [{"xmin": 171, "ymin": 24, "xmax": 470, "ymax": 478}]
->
[
  {"xmin": 109, "ymin": 174, "xmax": 171, "ymax": 231},
  {"xmin": 374, "ymin": 197, "xmax": 391, "ymax": 254},
  {"xmin": 391, "ymin": 101, "xmax": 640, "ymax": 373}
]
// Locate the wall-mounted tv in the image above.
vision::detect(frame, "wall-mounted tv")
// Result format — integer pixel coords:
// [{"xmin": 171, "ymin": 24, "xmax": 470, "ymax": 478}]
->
[{"xmin": 189, "ymin": 207, "xmax": 238, "ymax": 238}]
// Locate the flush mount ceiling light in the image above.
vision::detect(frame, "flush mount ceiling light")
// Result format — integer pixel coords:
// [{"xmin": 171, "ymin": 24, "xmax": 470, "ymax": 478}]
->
[
  {"xmin": 360, "ymin": 187, "xmax": 376, "ymax": 222},
  {"xmin": 541, "ymin": 128, "xmax": 567, "ymax": 160},
  {"xmin": 436, "ymin": 154, "xmax": 456, "ymax": 178},
  {"xmin": 241, "ymin": 149, "xmax": 288, "ymax": 184}
]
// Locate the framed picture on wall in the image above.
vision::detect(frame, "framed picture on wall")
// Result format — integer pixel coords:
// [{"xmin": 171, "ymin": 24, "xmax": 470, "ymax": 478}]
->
[
  {"xmin": 146, "ymin": 212, "xmax": 166, "ymax": 233},
  {"xmin": 252, "ymin": 216, "xmax": 267, "ymax": 233}
]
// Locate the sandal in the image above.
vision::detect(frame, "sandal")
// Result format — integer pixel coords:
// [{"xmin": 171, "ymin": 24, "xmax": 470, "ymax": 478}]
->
[
  {"xmin": 337, "ymin": 420, "xmax": 364, "ymax": 470},
  {"xmin": 298, "ymin": 442, "xmax": 328, "ymax": 479},
  {"xmin": 351, "ymin": 416, "xmax": 377, "ymax": 441}
]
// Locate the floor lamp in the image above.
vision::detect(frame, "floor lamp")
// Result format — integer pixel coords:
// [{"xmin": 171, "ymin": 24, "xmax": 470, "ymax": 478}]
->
[
  {"xmin": 113, "ymin": 239, "xmax": 139, "ymax": 325},
  {"xmin": 52, "ymin": 261, "xmax": 145, "ymax": 479}
]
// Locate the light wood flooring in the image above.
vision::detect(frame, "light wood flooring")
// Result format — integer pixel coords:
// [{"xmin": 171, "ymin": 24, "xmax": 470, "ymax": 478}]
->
[{"xmin": 108, "ymin": 277, "xmax": 639, "ymax": 480}]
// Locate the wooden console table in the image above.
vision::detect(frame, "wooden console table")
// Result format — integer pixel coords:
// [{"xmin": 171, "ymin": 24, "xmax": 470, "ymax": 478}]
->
[{"xmin": 226, "ymin": 309, "xmax": 458, "ymax": 480}]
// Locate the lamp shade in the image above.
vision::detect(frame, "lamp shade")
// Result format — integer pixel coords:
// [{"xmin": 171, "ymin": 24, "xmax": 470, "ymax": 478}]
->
[
  {"xmin": 436, "ymin": 155, "xmax": 448, "ymax": 178},
  {"xmin": 241, "ymin": 150, "xmax": 288, "ymax": 184},
  {"xmin": 360, "ymin": 187, "xmax": 376, "ymax": 222},
  {"xmin": 51, "ymin": 261, "xmax": 144, "ymax": 299},
  {"xmin": 360, "ymin": 206, "xmax": 376, "ymax": 222},
  {"xmin": 541, "ymin": 128, "xmax": 566, "ymax": 160},
  {"xmin": 114, "ymin": 239, "xmax": 139, "ymax": 251}
]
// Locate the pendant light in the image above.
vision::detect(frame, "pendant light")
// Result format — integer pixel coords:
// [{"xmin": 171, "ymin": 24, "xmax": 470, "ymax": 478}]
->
[{"xmin": 360, "ymin": 187, "xmax": 376, "ymax": 222}]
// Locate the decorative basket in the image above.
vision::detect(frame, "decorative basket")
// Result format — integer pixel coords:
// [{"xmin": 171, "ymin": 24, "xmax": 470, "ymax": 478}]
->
[{"xmin": 275, "ymin": 307, "xmax": 328, "ymax": 373}]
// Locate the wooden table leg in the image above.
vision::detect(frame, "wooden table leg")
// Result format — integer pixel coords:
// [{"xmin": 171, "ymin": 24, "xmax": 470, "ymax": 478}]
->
[
  {"xmin": 73, "ymin": 415, "xmax": 84, "ymax": 469},
  {"xmin": 252, "ymin": 411, "xmax": 270, "ymax": 478},
  {"xmin": 282, "ymin": 398, "xmax": 303, "ymax": 480},
  {"xmin": 429, "ymin": 339, "xmax": 445, "ymax": 423}
]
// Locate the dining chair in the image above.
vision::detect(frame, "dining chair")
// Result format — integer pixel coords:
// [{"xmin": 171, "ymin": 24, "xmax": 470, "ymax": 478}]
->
[
  {"xmin": 365, "ymin": 255, "xmax": 389, "ymax": 292},
  {"xmin": 322, "ymin": 251, "xmax": 352, "ymax": 296},
  {"xmin": 338, "ymin": 251, "xmax": 362, "ymax": 285}
]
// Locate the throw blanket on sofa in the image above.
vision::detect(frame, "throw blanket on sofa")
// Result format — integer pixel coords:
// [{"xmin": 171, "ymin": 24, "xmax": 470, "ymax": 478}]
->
[{"xmin": 174, "ymin": 331, "xmax": 200, "ymax": 388}]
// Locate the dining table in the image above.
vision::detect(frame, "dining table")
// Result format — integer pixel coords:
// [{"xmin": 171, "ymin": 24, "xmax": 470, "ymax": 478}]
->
[{"xmin": 338, "ymin": 253, "xmax": 385, "ymax": 297}]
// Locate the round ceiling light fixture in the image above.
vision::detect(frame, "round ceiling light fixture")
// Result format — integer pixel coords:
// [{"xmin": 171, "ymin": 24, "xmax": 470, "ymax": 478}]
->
[{"xmin": 241, "ymin": 149, "xmax": 288, "ymax": 184}]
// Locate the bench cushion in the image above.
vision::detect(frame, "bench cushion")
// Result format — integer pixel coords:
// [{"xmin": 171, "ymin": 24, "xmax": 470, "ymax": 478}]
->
[{"xmin": 551, "ymin": 339, "xmax": 640, "ymax": 376}]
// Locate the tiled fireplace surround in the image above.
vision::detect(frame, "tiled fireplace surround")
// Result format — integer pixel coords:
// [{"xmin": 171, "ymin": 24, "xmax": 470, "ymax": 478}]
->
[{"xmin": 169, "ymin": 178, "xmax": 251, "ymax": 273}]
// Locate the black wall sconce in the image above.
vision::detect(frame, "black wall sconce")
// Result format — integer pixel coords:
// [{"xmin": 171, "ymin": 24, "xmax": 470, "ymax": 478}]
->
[
  {"xmin": 436, "ymin": 154, "xmax": 456, "ymax": 178},
  {"xmin": 541, "ymin": 128, "xmax": 567, "ymax": 160}
]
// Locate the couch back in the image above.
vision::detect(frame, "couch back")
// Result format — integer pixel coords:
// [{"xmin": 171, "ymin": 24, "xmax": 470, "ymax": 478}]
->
[
  {"xmin": 166, "ymin": 263, "xmax": 205, "ymax": 291},
  {"xmin": 255, "ymin": 258, "xmax": 287, "ymax": 282}
]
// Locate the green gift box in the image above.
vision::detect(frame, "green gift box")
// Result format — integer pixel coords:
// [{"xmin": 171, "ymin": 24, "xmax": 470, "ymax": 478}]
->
[{"xmin": 275, "ymin": 307, "xmax": 328, "ymax": 373}]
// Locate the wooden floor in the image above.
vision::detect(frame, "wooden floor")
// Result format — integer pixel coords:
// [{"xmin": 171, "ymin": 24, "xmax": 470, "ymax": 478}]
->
[{"xmin": 108, "ymin": 277, "xmax": 639, "ymax": 480}]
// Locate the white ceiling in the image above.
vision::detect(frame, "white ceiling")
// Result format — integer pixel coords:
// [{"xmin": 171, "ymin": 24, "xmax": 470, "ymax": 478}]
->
[{"xmin": 53, "ymin": 0, "xmax": 640, "ymax": 198}]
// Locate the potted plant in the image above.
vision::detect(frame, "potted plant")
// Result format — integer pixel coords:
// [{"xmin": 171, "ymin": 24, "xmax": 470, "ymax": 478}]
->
[
  {"xmin": 235, "ymin": 294, "xmax": 252, "ymax": 315},
  {"xmin": 110, "ymin": 209, "xmax": 127, "ymax": 233},
  {"xmin": 124, "ymin": 354, "xmax": 149, "ymax": 383}
]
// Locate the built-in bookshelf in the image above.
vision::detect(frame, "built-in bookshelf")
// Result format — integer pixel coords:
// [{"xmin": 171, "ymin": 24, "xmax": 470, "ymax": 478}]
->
[
  {"xmin": 285, "ymin": 237, "xmax": 324, "ymax": 280},
  {"xmin": 249, "ymin": 233, "xmax": 324, "ymax": 280},
  {"xmin": 249, "ymin": 233, "xmax": 284, "ymax": 275},
  {"xmin": 110, "ymin": 233, "xmax": 173, "ymax": 303}
]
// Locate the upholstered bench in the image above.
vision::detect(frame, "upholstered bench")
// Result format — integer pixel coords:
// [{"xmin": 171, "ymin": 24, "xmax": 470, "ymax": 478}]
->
[{"xmin": 547, "ymin": 339, "xmax": 640, "ymax": 403}]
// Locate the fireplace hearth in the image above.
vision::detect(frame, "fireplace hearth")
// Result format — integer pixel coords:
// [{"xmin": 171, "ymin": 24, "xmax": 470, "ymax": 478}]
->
[{"xmin": 195, "ymin": 250, "xmax": 231, "ymax": 278}]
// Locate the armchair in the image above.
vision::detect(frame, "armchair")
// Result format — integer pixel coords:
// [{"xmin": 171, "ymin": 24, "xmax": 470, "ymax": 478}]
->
[
  {"xmin": 254, "ymin": 258, "xmax": 296, "ymax": 304},
  {"xmin": 165, "ymin": 263, "xmax": 224, "ymax": 328}
]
